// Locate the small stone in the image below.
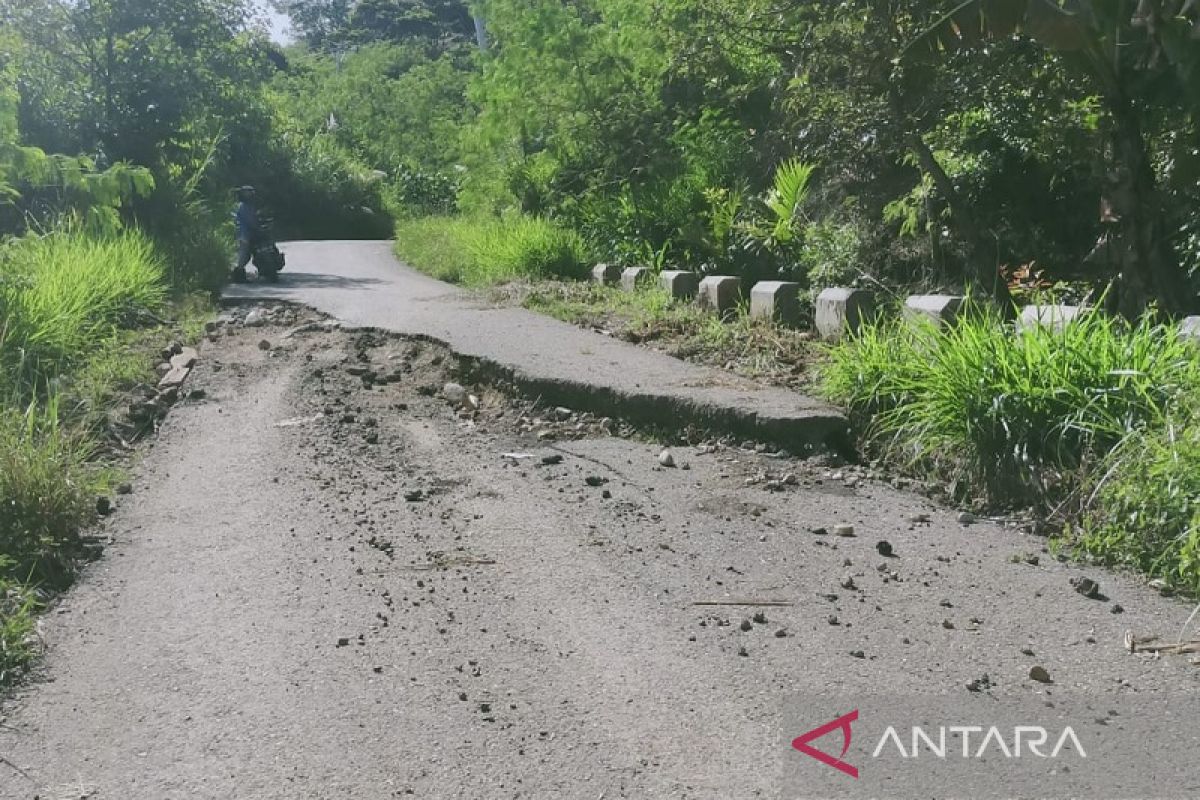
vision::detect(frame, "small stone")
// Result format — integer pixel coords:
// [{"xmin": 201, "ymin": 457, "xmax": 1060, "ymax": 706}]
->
[
  {"xmin": 833, "ymin": 524, "xmax": 855, "ymax": 537},
  {"xmin": 541, "ymin": 454, "xmax": 565, "ymax": 465},
  {"xmin": 336, "ymin": 637, "xmax": 350, "ymax": 647},
  {"xmin": 1020, "ymin": 647, "xmax": 1035, "ymax": 656},
  {"xmin": 116, "ymin": 483, "xmax": 133, "ymax": 496},
  {"xmin": 1070, "ymin": 576, "xmax": 1101, "ymax": 599},
  {"xmin": 739, "ymin": 619, "xmax": 753, "ymax": 632},
  {"xmin": 737, "ymin": 646, "xmax": 749, "ymax": 657},
  {"xmin": 258, "ymin": 339, "xmax": 272, "ymax": 351},
  {"xmin": 244, "ymin": 309, "xmax": 267, "ymax": 327},
  {"xmin": 810, "ymin": 527, "xmax": 828, "ymax": 536},
  {"xmin": 775, "ymin": 629, "xmax": 788, "ymax": 638},
  {"xmin": 957, "ymin": 511, "xmax": 976, "ymax": 525},
  {"xmin": 1029, "ymin": 665, "xmax": 1052, "ymax": 684},
  {"xmin": 404, "ymin": 490, "xmax": 425, "ymax": 502},
  {"xmin": 365, "ymin": 432, "xmax": 379, "ymax": 445},
  {"xmin": 840, "ymin": 575, "xmax": 856, "ymax": 590},
  {"xmin": 442, "ymin": 383, "xmax": 467, "ymax": 405},
  {"xmin": 372, "ymin": 666, "xmax": 384, "ymax": 674},
  {"xmin": 1110, "ymin": 603, "xmax": 1124, "ymax": 614},
  {"xmin": 658, "ymin": 449, "xmax": 677, "ymax": 468},
  {"xmin": 942, "ymin": 619, "xmax": 955, "ymax": 630},
  {"xmin": 601, "ymin": 489, "xmax": 612, "ymax": 500},
  {"xmin": 585, "ymin": 476, "xmax": 608, "ymax": 487},
  {"xmin": 906, "ymin": 513, "xmax": 931, "ymax": 524},
  {"xmin": 875, "ymin": 540, "xmax": 893, "ymax": 557},
  {"xmin": 849, "ymin": 649, "xmax": 865, "ymax": 659},
  {"xmin": 553, "ymin": 407, "xmax": 573, "ymax": 421},
  {"xmin": 752, "ymin": 612, "xmax": 768, "ymax": 624},
  {"xmin": 96, "ymin": 496, "xmax": 113, "ymax": 516},
  {"xmin": 827, "ymin": 615, "xmax": 839, "ymax": 626}
]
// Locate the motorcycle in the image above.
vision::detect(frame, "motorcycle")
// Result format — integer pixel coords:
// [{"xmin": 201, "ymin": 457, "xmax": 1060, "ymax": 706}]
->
[{"xmin": 251, "ymin": 215, "xmax": 286, "ymax": 282}]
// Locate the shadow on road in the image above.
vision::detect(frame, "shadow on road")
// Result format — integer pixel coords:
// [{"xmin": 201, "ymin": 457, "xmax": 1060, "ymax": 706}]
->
[{"xmin": 233, "ymin": 272, "xmax": 388, "ymax": 293}]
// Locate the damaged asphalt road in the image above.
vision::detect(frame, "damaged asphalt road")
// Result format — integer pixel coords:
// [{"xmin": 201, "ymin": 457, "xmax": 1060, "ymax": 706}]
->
[{"xmin": 1, "ymin": 303, "xmax": 1198, "ymax": 799}]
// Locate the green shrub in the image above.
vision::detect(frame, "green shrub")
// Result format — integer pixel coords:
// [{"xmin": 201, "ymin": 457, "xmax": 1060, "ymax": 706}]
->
[
  {"xmin": 394, "ymin": 215, "xmax": 592, "ymax": 286},
  {"xmin": 1076, "ymin": 399, "xmax": 1200, "ymax": 594},
  {"xmin": 820, "ymin": 305, "xmax": 1199, "ymax": 504}
]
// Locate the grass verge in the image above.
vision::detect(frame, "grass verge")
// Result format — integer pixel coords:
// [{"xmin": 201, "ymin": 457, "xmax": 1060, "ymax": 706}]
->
[
  {"xmin": 0, "ymin": 229, "xmax": 209, "ymax": 684},
  {"xmin": 501, "ymin": 281, "xmax": 821, "ymax": 390},
  {"xmin": 393, "ymin": 214, "xmax": 592, "ymax": 285},
  {"xmin": 819, "ymin": 304, "xmax": 1200, "ymax": 593}
]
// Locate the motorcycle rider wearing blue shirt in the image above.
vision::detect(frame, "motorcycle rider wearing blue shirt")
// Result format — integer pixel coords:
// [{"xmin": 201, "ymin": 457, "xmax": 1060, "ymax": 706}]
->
[{"xmin": 231, "ymin": 185, "xmax": 259, "ymax": 283}]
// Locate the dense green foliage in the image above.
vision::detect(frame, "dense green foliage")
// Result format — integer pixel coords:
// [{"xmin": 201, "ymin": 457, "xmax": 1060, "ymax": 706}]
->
[{"xmin": 394, "ymin": 214, "xmax": 590, "ymax": 284}]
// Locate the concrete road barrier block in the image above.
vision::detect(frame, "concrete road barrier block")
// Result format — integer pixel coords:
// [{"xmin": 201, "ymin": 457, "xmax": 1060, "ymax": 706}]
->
[
  {"xmin": 750, "ymin": 281, "xmax": 801, "ymax": 326},
  {"xmin": 660, "ymin": 270, "xmax": 700, "ymax": 300},
  {"xmin": 698, "ymin": 276, "xmax": 741, "ymax": 317},
  {"xmin": 621, "ymin": 266, "xmax": 652, "ymax": 291},
  {"xmin": 1180, "ymin": 316, "xmax": 1200, "ymax": 345},
  {"xmin": 904, "ymin": 294, "xmax": 964, "ymax": 328},
  {"xmin": 591, "ymin": 263, "xmax": 622, "ymax": 285},
  {"xmin": 815, "ymin": 288, "xmax": 875, "ymax": 340},
  {"xmin": 1015, "ymin": 304, "xmax": 1085, "ymax": 334}
]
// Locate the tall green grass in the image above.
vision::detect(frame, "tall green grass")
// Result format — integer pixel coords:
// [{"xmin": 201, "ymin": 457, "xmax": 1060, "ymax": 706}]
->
[
  {"xmin": 1, "ymin": 231, "xmax": 165, "ymax": 392},
  {"xmin": 1077, "ymin": 397, "xmax": 1200, "ymax": 594},
  {"xmin": 394, "ymin": 214, "xmax": 592, "ymax": 285},
  {"xmin": 821, "ymin": 306, "xmax": 1200, "ymax": 504},
  {"xmin": 0, "ymin": 229, "xmax": 168, "ymax": 682}
]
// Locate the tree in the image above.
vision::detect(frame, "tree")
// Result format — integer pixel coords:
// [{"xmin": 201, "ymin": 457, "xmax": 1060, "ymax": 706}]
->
[
  {"xmin": 907, "ymin": 0, "xmax": 1200, "ymax": 315},
  {"xmin": 2, "ymin": 0, "xmax": 269, "ymax": 170}
]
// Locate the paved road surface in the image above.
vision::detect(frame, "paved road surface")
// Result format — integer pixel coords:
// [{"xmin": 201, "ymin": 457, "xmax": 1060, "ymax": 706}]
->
[
  {"xmin": 225, "ymin": 241, "xmax": 845, "ymax": 449},
  {"xmin": 1, "ymin": 246, "xmax": 1198, "ymax": 800}
]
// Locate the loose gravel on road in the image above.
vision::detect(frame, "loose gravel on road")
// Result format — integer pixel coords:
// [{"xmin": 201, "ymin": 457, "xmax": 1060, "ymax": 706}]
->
[{"xmin": 1, "ymin": 303, "xmax": 1197, "ymax": 799}]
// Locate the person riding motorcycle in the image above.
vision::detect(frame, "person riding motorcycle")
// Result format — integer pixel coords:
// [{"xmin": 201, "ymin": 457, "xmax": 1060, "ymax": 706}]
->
[{"xmin": 230, "ymin": 185, "xmax": 259, "ymax": 283}]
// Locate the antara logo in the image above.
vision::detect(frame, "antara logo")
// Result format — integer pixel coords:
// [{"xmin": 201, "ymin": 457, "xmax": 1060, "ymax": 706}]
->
[{"xmin": 793, "ymin": 711, "xmax": 1087, "ymax": 779}]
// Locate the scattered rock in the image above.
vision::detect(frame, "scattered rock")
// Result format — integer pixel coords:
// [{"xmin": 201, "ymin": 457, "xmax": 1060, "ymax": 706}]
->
[
  {"xmin": 1020, "ymin": 647, "xmax": 1035, "ymax": 656},
  {"xmin": 258, "ymin": 339, "xmax": 272, "ymax": 351},
  {"xmin": 833, "ymin": 524, "xmax": 855, "ymax": 537},
  {"xmin": 966, "ymin": 674, "xmax": 994, "ymax": 692},
  {"xmin": 541, "ymin": 454, "xmax": 564, "ymax": 466},
  {"xmin": 553, "ymin": 407, "xmax": 573, "ymax": 421},
  {"xmin": 739, "ymin": 619, "xmax": 753, "ymax": 632},
  {"xmin": 774, "ymin": 629, "xmax": 788, "ymax": 638},
  {"xmin": 1110, "ymin": 603, "xmax": 1124, "ymax": 614},
  {"xmin": 827, "ymin": 614, "xmax": 839, "ymax": 626},
  {"xmin": 957, "ymin": 511, "xmax": 977, "ymax": 525},
  {"xmin": 244, "ymin": 309, "xmax": 267, "ymax": 327},
  {"xmin": 752, "ymin": 612, "xmax": 767, "ymax": 624},
  {"xmin": 941, "ymin": 619, "xmax": 955, "ymax": 630},
  {"xmin": 404, "ymin": 490, "xmax": 425, "ymax": 502},
  {"xmin": 442, "ymin": 383, "xmax": 467, "ymax": 405},
  {"xmin": 1070, "ymin": 576, "xmax": 1102, "ymax": 600},
  {"xmin": 116, "ymin": 483, "xmax": 133, "ymax": 496},
  {"xmin": 875, "ymin": 540, "xmax": 894, "ymax": 557},
  {"xmin": 584, "ymin": 476, "xmax": 608, "ymax": 487},
  {"xmin": 96, "ymin": 496, "xmax": 113, "ymax": 516},
  {"xmin": 849, "ymin": 649, "xmax": 865, "ymax": 659},
  {"xmin": 906, "ymin": 512, "xmax": 931, "ymax": 525},
  {"xmin": 840, "ymin": 575, "xmax": 857, "ymax": 591},
  {"xmin": 658, "ymin": 449, "xmax": 677, "ymax": 468},
  {"xmin": 336, "ymin": 637, "xmax": 350, "ymax": 647},
  {"xmin": 1029, "ymin": 665, "xmax": 1052, "ymax": 684},
  {"xmin": 737, "ymin": 646, "xmax": 749, "ymax": 657},
  {"xmin": 810, "ymin": 526, "xmax": 828, "ymax": 536}
]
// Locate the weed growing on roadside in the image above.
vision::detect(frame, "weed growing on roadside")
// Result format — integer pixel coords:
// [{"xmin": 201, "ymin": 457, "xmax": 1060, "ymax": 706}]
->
[{"xmin": 820, "ymin": 306, "xmax": 1199, "ymax": 505}]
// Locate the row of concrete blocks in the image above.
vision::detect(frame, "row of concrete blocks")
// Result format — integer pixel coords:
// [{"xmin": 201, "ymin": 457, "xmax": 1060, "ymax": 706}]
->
[
  {"xmin": 592, "ymin": 263, "xmax": 801, "ymax": 323},
  {"xmin": 591, "ymin": 264, "xmax": 1200, "ymax": 342}
]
